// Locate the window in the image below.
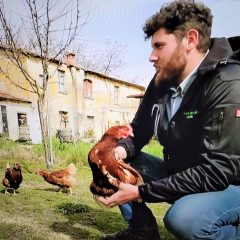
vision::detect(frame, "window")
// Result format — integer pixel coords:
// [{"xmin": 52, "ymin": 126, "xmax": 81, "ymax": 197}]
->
[
  {"xmin": 87, "ymin": 116, "xmax": 94, "ymax": 127},
  {"xmin": 58, "ymin": 70, "xmax": 65, "ymax": 93},
  {"xmin": 18, "ymin": 113, "xmax": 27, "ymax": 126},
  {"xmin": 84, "ymin": 116, "xmax": 94, "ymax": 138},
  {"xmin": 83, "ymin": 79, "xmax": 93, "ymax": 98},
  {"xmin": 114, "ymin": 86, "xmax": 120, "ymax": 104},
  {"xmin": 0, "ymin": 105, "xmax": 9, "ymax": 136},
  {"xmin": 59, "ymin": 111, "xmax": 68, "ymax": 128}
]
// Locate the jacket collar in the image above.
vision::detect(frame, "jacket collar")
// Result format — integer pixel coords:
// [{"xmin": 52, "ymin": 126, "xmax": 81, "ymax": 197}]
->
[{"xmin": 198, "ymin": 36, "xmax": 240, "ymax": 74}]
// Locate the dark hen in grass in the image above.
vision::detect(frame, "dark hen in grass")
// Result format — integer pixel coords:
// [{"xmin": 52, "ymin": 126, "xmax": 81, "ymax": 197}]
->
[{"xmin": 2, "ymin": 163, "xmax": 23, "ymax": 195}]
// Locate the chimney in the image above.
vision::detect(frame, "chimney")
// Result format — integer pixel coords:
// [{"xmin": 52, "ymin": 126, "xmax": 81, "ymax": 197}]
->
[{"xmin": 65, "ymin": 52, "xmax": 76, "ymax": 66}]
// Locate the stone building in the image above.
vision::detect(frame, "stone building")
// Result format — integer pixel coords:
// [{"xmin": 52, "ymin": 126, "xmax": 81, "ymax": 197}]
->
[{"xmin": 0, "ymin": 48, "xmax": 144, "ymax": 143}]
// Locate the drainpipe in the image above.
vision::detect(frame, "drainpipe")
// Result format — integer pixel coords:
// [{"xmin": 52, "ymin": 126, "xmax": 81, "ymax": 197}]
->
[
  {"xmin": 70, "ymin": 66, "xmax": 78, "ymax": 143},
  {"xmin": 66, "ymin": 52, "xmax": 78, "ymax": 143}
]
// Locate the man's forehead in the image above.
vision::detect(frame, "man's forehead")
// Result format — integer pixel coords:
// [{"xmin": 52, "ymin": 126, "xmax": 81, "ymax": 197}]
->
[{"xmin": 151, "ymin": 30, "xmax": 176, "ymax": 44}]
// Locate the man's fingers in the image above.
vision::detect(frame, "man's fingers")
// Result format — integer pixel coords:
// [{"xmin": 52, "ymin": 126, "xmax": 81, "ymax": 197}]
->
[
  {"xmin": 117, "ymin": 182, "xmax": 126, "ymax": 190},
  {"xmin": 108, "ymin": 202, "xmax": 118, "ymax": 208},
  {"xmin": 98, "ymin": 196, "xmax": 108, "ymax": 204},
  {"xmin": 98, "ymin": 196, "xmax": 119, "ymax": 208},
  {"xmin": 97, "ymin": 183, "xmax": 133, "ymax": 208},
  {"xmin": 98, "ymin": 196, "xmax": 114, "ymax": 206}
]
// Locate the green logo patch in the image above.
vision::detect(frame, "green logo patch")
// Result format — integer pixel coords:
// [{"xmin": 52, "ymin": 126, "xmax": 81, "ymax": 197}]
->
[{"xmin": 183, "ymin": 110, "xmax": 199, "ymax": 119}]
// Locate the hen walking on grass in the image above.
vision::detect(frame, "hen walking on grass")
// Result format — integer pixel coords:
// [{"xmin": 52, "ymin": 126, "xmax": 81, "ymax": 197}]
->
[{"xmin": 37, "ymin": 163, "xmax": 77, "ymax": 195}]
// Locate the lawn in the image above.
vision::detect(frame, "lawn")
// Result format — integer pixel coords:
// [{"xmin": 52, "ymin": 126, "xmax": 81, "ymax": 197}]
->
[{"xmin": 0, "ymin": 138, "xmax": 176, "ymax": 240}]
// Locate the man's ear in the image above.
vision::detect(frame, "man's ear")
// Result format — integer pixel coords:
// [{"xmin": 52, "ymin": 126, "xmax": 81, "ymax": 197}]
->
[{"xmin": 185, "ymin": 29, "xmax": 199, "ymax": 51}]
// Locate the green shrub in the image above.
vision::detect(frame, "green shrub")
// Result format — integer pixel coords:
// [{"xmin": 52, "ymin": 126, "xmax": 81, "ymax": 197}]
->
[
  {"xmin": 52, "ymin": 138, "xmax": 93, "ymax": 166},
  {"xmin": 57, "ymin": 203, "xmax": 91, "ymax": 215},
  {"xmin": 0, "ymin": 138, "xmax": 18, "ymax": 151}
]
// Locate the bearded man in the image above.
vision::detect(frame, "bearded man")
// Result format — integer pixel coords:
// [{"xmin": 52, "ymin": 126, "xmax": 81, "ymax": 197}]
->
[{"xmin": 100, "ymin": 1, "xmax": 240, "ymax": 239}]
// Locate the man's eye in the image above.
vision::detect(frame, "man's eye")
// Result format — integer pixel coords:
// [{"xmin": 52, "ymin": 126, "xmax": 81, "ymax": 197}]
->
[{"xmin": 156, "ymin": 44, "xmax": 163, "ymax": 49}]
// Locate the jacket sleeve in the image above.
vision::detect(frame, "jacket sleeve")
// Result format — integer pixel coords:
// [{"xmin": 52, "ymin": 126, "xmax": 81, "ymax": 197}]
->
[
  {"xmin": 117, "ymin": 77, "xmax": 156, "ymax": 158},
  {"xmin": 139, "ymin": 70, "xmax": 240, "ymax": 203}
]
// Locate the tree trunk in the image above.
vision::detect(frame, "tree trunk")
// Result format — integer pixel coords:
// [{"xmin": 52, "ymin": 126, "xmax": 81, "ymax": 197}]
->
[{"xmin": 37, "ymin": 98, "xmax": 52, "ymax": 169}]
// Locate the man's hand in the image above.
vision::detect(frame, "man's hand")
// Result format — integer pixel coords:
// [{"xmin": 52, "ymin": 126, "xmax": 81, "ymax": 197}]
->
[
  {"xmin": 115, "ymin": 146, "xmax": 127, "ymax": 161},
  {"xmin": 98, "ymin": 182, "xmax": 141, "ymax": 208}
]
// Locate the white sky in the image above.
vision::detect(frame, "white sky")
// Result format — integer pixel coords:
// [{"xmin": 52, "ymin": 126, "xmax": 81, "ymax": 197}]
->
[
  {"xmin": 82, "ymin": 0, "xmax": 240, "ymax": 86},
  {"xmin": 3, "ymin": 0, "xmax": 240, "ymax": 87}
]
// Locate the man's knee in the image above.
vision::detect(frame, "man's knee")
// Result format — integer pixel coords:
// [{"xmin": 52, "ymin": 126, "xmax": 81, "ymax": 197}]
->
[
  {"xmin": 163, "ymin": 197, "xmax": 209, "ymax": 239},
  {"xmin": 163, "ymin": 202, "xmax": 194, "ymax": 239}
]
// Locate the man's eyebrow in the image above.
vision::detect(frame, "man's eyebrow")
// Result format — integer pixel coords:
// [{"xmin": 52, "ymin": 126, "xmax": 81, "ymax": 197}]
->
[{"xmin": 152, "ymin": 41, "xmax": 165, "ymax": 47}]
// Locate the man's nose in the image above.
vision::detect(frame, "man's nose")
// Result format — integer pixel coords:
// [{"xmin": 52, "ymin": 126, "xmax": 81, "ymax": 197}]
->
[{"xmin": 149, "ymin": 51, "xmax": 158, "ymax": 62}]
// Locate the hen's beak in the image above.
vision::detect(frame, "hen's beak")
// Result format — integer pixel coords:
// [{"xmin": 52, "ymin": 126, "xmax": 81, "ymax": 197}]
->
[{"xmin": 130, "ymin": 132, "xmax": 134, "ymax": 137}]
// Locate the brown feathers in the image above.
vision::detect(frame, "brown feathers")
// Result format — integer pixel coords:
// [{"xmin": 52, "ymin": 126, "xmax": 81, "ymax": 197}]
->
[
  {"xmin": 37, "ymin": 163, "xmax": 77, "ymax": 195},
  {"xmin": 88, "ymin": 125, "xmax": 143, "ymax": 197},
  {"xmin": 2, "ymin": 163, "xmax": 23, "ymax": 195}
]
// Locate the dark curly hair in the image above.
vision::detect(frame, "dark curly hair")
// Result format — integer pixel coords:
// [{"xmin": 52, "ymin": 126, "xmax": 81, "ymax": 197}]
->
[{"xmin": 143, "ymin": 0, "xmax": 213, "ymax": 52}]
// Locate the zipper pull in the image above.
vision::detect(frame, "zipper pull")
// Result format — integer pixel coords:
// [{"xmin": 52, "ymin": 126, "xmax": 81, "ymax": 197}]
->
[{"xmin": 218, "ymin": 111, "xmax": 224, "ymax": 121}]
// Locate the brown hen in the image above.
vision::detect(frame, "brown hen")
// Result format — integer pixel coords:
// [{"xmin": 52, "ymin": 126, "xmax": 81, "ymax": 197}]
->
[
  {"xmin": 37, "ymin": 163, "xmax": 76, "ymax": 195},
  {"xmin": 2, "ymin": 163, "xmax": 23, "ymax": 195},
  {"xmin": 88, "ymin": 125, "xmax": 143, "ymax": 198}
]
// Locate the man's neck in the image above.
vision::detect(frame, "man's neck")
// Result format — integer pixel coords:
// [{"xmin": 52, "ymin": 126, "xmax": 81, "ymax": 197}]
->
[{"xmin": 178, "ymin": 50, "xmax": 208, "ymax": 84}]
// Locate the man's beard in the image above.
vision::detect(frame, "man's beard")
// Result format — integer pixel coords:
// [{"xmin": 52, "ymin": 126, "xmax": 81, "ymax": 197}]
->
[{"xmin": 154, "ymin": 43, "xmax": 187, "ymax": 87}]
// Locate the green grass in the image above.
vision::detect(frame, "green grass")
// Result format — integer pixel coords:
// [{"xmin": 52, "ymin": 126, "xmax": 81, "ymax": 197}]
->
[{"xmin": 0, "ymin": 138, "xmax": 176, "ymax": 240}]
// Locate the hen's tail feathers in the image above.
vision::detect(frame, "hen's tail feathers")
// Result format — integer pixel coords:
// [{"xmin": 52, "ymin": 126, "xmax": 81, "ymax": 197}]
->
[
  {"xmin": 66, "ymin": 163, "xmax": 77, "ymax": 175},
  {"xmin": 6, "ymin": 162, "xmax": 10, "ymax": 169},
  {"xmin": 93, "ymin": 195, "xmax": 109, "ymax": 210}
]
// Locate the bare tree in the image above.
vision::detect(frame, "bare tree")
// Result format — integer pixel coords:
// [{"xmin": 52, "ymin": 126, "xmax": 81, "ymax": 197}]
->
[
  {"xmin": 0, "ymin": 0, "xmax": 88, "ymax": 169},
  {"xmin": 76, "ymin": 40, "xmax": 125, "ymax": 76}
]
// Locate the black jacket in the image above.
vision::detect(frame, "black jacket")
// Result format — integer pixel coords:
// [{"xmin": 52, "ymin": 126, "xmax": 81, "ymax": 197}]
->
[{"xmin": 119, "ymin": 37, "xmax": 240, "ymax": 203}]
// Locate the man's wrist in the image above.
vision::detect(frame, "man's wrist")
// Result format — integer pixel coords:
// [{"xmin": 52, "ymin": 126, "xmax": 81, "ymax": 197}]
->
[{"xmin": 138, "ymin": 183, "xmax": 150, "ymax": 201}]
